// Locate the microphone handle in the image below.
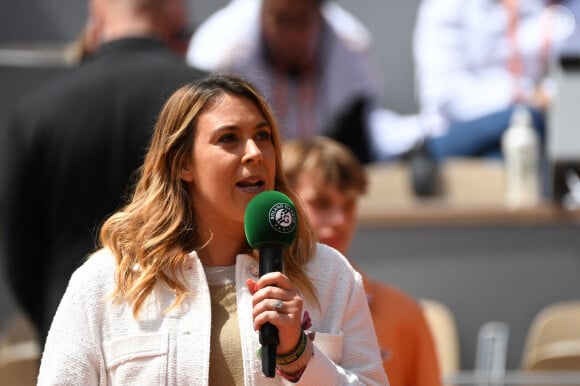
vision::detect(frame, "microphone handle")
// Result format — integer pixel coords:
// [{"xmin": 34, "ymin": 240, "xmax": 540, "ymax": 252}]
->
[
  {"xmin": 259, "ymin": 243, "xmax": 284, "ymax": 274},
  {"xmin": 259, "ymin": 244, "xmax": 284, "ymax": 377}
]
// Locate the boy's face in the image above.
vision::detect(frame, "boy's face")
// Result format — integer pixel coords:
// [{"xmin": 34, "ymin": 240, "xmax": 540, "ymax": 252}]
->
[{"xmin": 294, "ymin": 172, "xmax": 359, "ymax": 256}]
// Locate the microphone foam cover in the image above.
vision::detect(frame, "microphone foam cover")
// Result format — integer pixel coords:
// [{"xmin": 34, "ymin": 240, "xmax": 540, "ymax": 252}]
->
[{"xmin": 244, "ymin": 190, "xmax": 298, "ymax": 249}]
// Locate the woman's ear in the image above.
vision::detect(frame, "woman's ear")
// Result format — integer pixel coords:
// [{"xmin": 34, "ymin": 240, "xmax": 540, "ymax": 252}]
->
[{"xmin": 180, "ymin": 162, "xmax": 194, "ymax": 182}]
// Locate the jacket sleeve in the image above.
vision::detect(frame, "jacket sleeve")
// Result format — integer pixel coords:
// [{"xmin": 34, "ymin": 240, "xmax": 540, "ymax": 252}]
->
[
  {"xmin": 37, "ymin": 260, "xmax": 104, "ymax": 386},
  {"xmin": 291, "ymin": 247, "xmax": 389, "ymax": 385},
  {"xmin": 414, "ymin": 310, "xmax": 444, "ymax": 386}
]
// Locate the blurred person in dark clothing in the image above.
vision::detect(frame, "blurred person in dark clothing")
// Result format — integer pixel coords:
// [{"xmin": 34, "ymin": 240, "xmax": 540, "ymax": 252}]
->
[
  {"xmin": 65, "ymin": 0, "xmax": 190, "ymax": 65},
  {"xmin": 162, "ymin": 0, "xmax": 193, "ymax": 56},
  {"xmin": 0, "ymin": 0, "xmax": 207, "ymax": 347}
]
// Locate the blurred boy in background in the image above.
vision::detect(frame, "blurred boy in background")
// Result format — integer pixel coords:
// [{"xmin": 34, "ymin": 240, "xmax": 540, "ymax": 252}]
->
[{"xmin": 282, "ymin": 136, "xmax": 443, "ymax": 386}]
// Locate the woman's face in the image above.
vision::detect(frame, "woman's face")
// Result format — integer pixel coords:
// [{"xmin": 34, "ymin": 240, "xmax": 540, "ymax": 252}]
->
[
  {"xmin": 293, "ymin": 173, "xmax": 359, "ymax": 255},
  {"xmin": 181, "ymin": 93, "xmax": 276, "ymax": 231}
]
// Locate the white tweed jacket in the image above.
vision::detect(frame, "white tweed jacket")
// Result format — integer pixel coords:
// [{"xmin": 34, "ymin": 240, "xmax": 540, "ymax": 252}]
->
[{"xmin": 38, "ymin": 243, "xmax": 388, "ymax": 385}]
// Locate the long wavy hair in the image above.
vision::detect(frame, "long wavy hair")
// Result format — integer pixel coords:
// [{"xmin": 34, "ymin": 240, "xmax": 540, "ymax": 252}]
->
[{"xmin": 99, "ymin": 74, "xmax": 318, "ymax": 317}]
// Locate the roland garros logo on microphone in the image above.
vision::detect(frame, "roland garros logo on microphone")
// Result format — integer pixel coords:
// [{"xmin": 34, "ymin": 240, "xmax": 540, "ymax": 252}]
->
[{"xmin": 269, "ymin": 202, "xmax": 296, "ymax": 233}]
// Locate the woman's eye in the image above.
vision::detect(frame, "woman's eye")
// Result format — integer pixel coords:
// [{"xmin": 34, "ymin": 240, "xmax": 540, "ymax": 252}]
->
[
  {"xmin": 218, "ymin": 133, "xmax": 237, "ymax": 143},
  {"xmin": 255, "ymin": 129, "xmax": 271, "ymax": 141}
]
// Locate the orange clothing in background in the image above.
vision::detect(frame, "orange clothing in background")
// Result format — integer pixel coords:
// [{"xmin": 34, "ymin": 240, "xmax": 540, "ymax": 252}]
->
[{"xmin": 363, "ymin": 275, "xmax": 442, "ymax": 386}]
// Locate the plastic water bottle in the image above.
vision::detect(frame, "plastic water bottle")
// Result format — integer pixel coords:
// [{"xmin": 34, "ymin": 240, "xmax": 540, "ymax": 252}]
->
[
  {"xmin": 475, "ymin": 321, "xmax": 509, "ymax": 380},
  {"xmin": 501, "ymin": 105, "xmax": 541, "ymax": 209}
]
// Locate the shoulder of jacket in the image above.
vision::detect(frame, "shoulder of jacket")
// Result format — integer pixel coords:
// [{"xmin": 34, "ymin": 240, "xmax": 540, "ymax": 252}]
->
[
  {"xmin": 70, "ymin": 248, "xmax": 116, "ymax": 285},
  {"xmin": 309, "ymin": 243, "xmax": 360, "ymax": 281}
]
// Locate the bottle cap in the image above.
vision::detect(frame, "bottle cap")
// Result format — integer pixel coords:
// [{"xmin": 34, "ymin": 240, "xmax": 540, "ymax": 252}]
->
[{"xmin": 510, "ymin": 105, "xmax": 533, "ymax": 128}]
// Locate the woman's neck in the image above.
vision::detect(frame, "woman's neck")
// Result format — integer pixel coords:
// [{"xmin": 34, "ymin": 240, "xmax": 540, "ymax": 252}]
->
[{"xmin": 196, "ymin": 230, "xmax": 249, "ymax": 267}]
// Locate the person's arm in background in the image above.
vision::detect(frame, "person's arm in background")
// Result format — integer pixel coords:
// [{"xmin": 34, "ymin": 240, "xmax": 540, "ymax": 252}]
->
[
  {"xmin": 185, "ymin": 0, "xmax": 260, "ymax": 71},
  {"xmin": 414, "ymin": 0, "xmax": 523, "ymax": 125},
  {"xmin": 414, "ymin": 305, "xmax": 444, "ymax": 386},
  {"xmin": 2, "ymin": 105, "xmax": 47, "ymax": 329}
]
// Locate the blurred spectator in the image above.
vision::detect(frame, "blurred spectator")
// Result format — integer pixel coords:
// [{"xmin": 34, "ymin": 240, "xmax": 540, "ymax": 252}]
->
[
  {"xmin": 65, "ymin": 0, "xmax": 191, "ymax": 65},
  {"xmin": 186, "ymin": 0, "xmax": 422, "ymax": 164},
  {"xmin": 283, "ymin": 136, "xmax": 443, "ymax": 386},
  {"xmin": 412, "ymin": 0, "xmax": 579, "ymax": 161},
  {"xmin": 163, "ymin": 0, "xmax": 193, "ymax": 56},
  {"xmin": 0, "ymin": 0, "xmax": 206, "ymax": 347},
  {"xmin": 64, "ymin": 18, "xmax": 100, "ymax": 65}
]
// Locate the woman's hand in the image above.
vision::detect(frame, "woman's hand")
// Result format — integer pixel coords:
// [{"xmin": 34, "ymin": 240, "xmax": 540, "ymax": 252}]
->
[{"xmin": 246, "ymin": 273, "xmax": 303, "ymax": 355}]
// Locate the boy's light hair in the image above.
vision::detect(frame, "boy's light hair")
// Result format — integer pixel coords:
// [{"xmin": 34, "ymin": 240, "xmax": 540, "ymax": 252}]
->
[{"xmin": 282, "ymin": 136, "xmax": 367, "ymax": 195}]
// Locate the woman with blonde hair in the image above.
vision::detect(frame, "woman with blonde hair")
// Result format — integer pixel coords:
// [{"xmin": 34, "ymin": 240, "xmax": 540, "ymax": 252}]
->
[{"xmin": 37, "ymin": 74, "xmax": 387, "ymax": 385}]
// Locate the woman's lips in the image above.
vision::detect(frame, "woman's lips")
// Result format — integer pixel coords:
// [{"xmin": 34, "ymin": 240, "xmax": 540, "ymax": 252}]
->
[{"xmin": 236, "ymin": 179, "xmax": 265, "ymax": 193}]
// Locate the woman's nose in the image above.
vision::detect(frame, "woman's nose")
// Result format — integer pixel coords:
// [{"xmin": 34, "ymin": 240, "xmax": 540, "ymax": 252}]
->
[{"xmin": 242, "ymin": 139, "xmax": 263, "ymax": 164}]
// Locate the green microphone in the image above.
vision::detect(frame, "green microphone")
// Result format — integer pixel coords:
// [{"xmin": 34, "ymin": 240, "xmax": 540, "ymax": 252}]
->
[{"xmin": 244, "ymin": 190, "xmax": 298, "ymax": 378}]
